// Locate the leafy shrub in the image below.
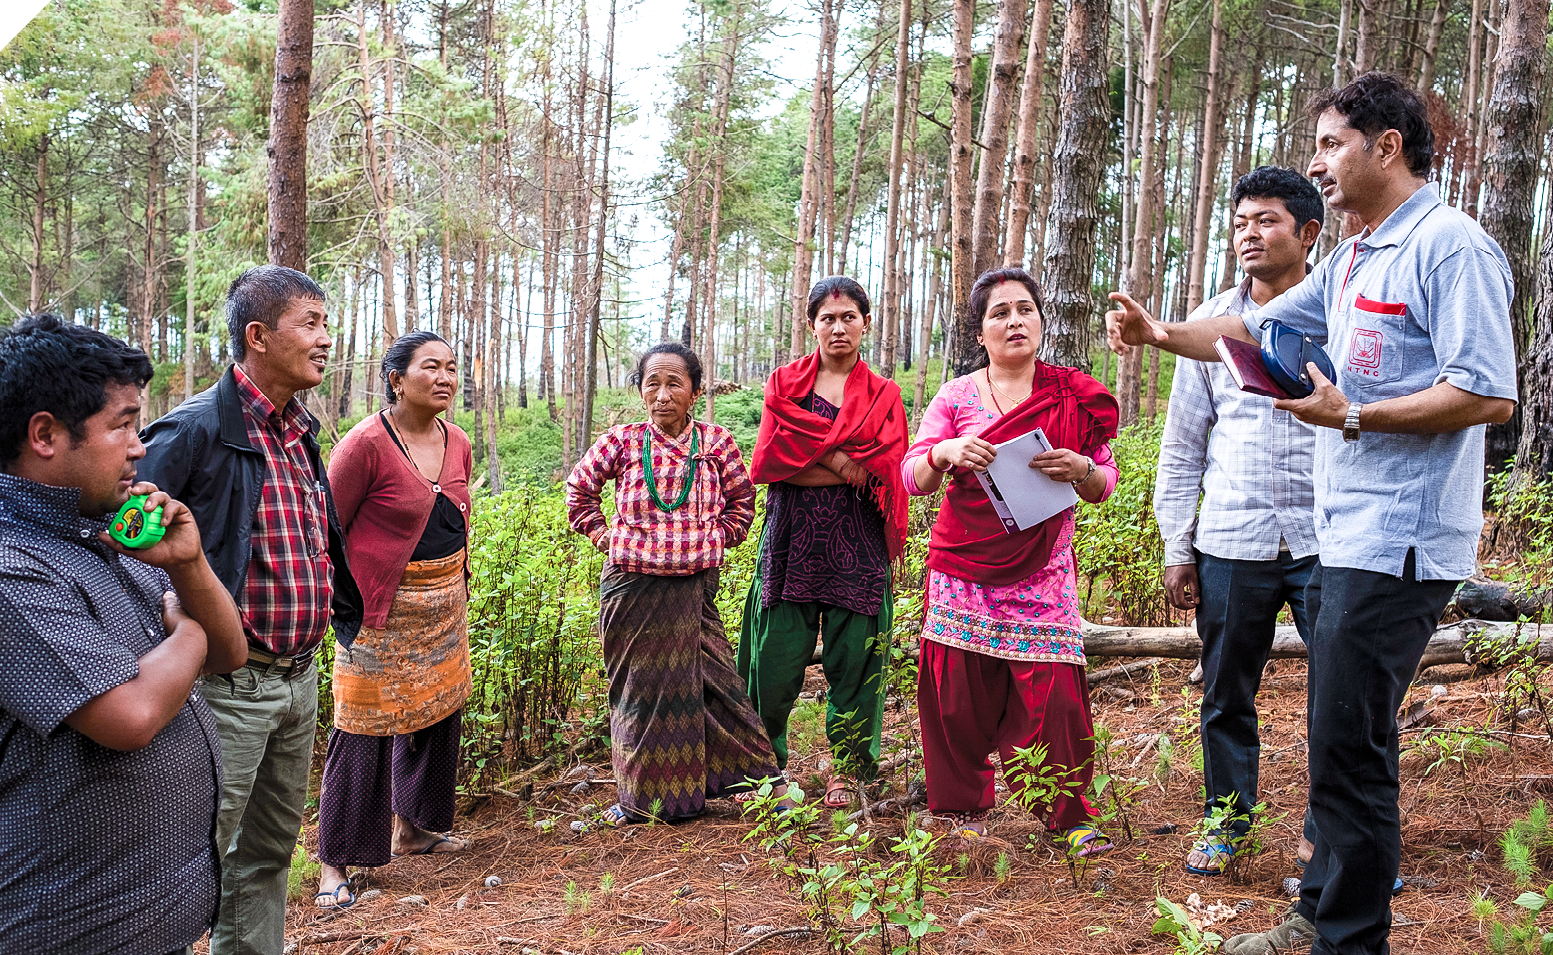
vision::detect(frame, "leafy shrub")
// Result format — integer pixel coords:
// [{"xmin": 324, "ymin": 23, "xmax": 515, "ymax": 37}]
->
[{"xmin": 1075, "ymin": 419, "xmax": 1174, "ymax": 626}]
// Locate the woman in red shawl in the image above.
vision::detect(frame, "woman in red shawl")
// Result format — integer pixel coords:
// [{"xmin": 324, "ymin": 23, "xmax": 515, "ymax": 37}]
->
[
  {"xmin": 740, "ymin": 276, "xmax": 909, "ymax": 809},
  {"xmin": 903, "ymin": 268, "xmax": 1120, "ymax": 852}
]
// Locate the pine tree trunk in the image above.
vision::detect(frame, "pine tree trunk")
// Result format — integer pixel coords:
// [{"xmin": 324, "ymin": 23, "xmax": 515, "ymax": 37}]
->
[
  {"xmin": 969, "ymin": 0, "xmax": 1029, "ymax": 277},
  {"xmin": 1415, "ymin": 0, "xmax": 1449, "ymax": 92},
  {"xmin": 1119, "ymin": 0, "xmax": 1170, "ymax": 424},
  {"xmin": 1037, "ymin": 0, "xmax": 1110, "ymax": 372},
  {"xmin": 838, "ymin": 44, "xmax": 881, "ymax": 273},
  {"xmin": 944, "ymin": 0, "xmax": 979, "ymax": 375},
  {"xmin": 1478, "ymin": 0, "xmax": 1550, "ymax": 471},
  {"xmin": 583, "ymin": 0, "xmax": 616, "ymax": 444},
  {"xmin": 913, "ymin": 177, "xmax": 951, "ymax": 427},
  {"xmin": 1505, "ymin": 214, "xmax": 1553, "ymax": 487},
  {"xmin": 1185, "ymin": 0, "xmax": 1224, "ymax": 313},
  {"xmin": 790, "ymin": 0, "xmax": 833, "ymax": 358},
  {"xmin": 1003, "ymin": 0, "xmax": 1054, "ymax": 268},
  {"xmin": 267, "ymin": 0, "xmax": 313, "ymax": 270},
  {"xmin": 880, "ymin": 0, "xmax": 913, "ymax": 377}
]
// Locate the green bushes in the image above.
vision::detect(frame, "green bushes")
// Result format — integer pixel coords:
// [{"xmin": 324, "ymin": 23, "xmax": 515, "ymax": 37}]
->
[
  {"xmin": 460, "ymin": 489, "xmax": 608, "ymax": 785},
  {"xmin": 1075, "ymin": 419, "xmax": 1174, "ymax": 626}
]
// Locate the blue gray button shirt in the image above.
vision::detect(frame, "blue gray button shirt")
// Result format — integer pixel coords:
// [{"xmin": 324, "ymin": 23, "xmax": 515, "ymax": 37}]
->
[
  {"xmin": 1246, "ymin": 183, "xmax": 1518, "ymax": 581},
  {"xmin": 0, "ymin": 472, "xmax": 223, "ymax": 954}
]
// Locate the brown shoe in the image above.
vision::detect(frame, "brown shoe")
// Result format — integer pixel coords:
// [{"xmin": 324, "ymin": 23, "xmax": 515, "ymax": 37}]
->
[{"xmin": 1222, "ymin": 911, "xmax": 1317, "ymax": 955}]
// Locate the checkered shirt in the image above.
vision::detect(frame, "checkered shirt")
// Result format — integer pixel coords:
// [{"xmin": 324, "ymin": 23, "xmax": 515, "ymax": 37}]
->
[
  {"xmin": 566, "ymin": 419, "xmax": 757, "ymax": 576},
  {"xmin": 233, "ymin": 365, "xmax": 334, "ymax": 655},
  {"xmin": 1153, "ymin": 282, "xmax": 1320, "ymax": 567}
]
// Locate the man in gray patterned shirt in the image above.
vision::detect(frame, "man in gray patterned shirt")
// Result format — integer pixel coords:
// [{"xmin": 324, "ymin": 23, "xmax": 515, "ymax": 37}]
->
[
  {"xmin": 1153, "ymin": 166, "xmax": 1323, "ymax": 878},
  {"xmin": 0, "ymin": 315, "xmax": 246, "ymax": 955}
]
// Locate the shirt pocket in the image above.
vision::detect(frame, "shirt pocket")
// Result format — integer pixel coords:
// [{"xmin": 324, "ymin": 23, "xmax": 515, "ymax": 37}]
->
[{"xmin": 1342, "ymin": 295, "xmax": 1408, "ymax": 387}]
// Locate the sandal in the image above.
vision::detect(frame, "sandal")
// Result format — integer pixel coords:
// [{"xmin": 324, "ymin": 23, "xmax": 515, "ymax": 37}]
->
[
  {"xmin": 314, "ymin": 881, "xmax": 355, "ymax": 910},
  {"xmin": 1062, "ymin": 824, "xmax": 1114, "ymax": 858},
  {"xmin": 943, "ymin": 812, "xmax": 988, "ymax": 841},
  {"xmin": 1185, "ymin": 837, "xmax": 1239, "ymax": 876},
  {"xmin": 823, "ymin": 776, "xmax": 856, "ymax": 809},
  {"xmin": 390, "ymin": 832, "xmax": 467, "ymax": 859}
]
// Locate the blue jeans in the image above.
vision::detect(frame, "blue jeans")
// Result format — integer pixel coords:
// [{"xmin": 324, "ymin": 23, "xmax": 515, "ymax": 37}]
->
[{"xmin": 1195, "ymin": 550, "xmax": 1317, "ymax": 841}]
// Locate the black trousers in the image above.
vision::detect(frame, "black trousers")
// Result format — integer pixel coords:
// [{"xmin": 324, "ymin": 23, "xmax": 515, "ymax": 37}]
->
[
  {"xmin": 1195, "ymin": 550, "xmax": 1318, "ymax": 839},
  {"xmin": 1295, "ymin": 551, "xmax": 1456, "ymax": 955}
]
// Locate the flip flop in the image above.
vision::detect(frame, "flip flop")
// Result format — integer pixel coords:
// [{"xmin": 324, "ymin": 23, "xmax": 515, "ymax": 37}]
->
[
  {"xmin": 823, "ymin": 777, "xmax": 855, "ymax": 809},
  {"xmin": 943, "ymin": 813, "xmax": 988, "ymax": 841},
  {"xmin": 1185, "ymin": 838, "xmax": 1239, "ymax": 876},
  {"xmin": 314, "ymin": 882, "xmax": 355, "ymax": 910},
  {"xmin": 391, "ymin": 833, "xmax": 466, "ymax": 859},
  {"xmin": 1063, "ymin": 825, "xmax": 1114, "ymax": 858}
]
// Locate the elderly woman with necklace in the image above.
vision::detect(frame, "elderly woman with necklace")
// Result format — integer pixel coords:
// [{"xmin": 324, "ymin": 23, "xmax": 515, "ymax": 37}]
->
[
  {"xmin": 904, "ymin": 268, "xmax": 1120, "ymax": 852},
  {"xmin": 316, "ymin": 331, "xmax": 473, "ymax": 908},
  {"xmin": 567, "ymin": 342, "xmax": 791, "ymax": 825}
]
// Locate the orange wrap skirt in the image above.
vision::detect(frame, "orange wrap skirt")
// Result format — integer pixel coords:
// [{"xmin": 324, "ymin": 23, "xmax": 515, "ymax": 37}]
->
[{"xmin": 333, "ymin": 549, "xmax": 472, "ymax": 736}]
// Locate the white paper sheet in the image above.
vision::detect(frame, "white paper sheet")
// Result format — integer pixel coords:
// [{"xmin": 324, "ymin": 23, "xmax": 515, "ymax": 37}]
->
[{"xmin": 972, "ymin": 427, "xmax": 1080, "ymax": 533}]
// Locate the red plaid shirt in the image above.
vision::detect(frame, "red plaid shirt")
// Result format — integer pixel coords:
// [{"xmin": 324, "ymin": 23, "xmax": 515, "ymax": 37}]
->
[
  {"xmin": 566, "ymin": 420, "xmax": 756, "ymax": 575},
  {"xmin": 233, "ymin": 365, "xmax": 334, "ymax": 655}
]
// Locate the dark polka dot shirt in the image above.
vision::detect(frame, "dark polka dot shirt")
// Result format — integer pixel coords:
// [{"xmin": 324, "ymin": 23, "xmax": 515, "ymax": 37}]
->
[{"xmin": 0, "ymin": 473, "xmax": 223, "ymax": 954}]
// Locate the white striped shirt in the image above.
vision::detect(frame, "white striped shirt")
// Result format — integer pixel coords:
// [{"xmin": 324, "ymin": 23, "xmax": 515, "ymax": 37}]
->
[{"xmin": 1153, "ymin": 282, "xmax": 1319, "ymax": 567}]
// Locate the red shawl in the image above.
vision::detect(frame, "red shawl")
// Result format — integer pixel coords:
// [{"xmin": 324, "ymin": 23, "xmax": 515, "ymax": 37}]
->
[
  {"xmin": 925, "ymin": 361, "xmax": 1119, "ymax": 588},
  {"xmin": 750, "ymin": 351, "xmax": 910, "ymax": 561}
]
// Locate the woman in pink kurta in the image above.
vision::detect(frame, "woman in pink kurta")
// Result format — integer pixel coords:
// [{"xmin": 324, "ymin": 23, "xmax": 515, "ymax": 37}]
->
[{"xmin": 903, "ymin": 268, "xmax": 1120, "ymax": 852}]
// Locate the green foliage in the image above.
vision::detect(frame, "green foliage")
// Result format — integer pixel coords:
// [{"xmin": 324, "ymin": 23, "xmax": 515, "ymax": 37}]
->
[
  {"xmin": 1088, "ymin": 723, "xmax": 1146, "ymax": 841},
  {"xmin": 1151, "ymin": 897, "xmax": 1224, "ymax": 955},
  {"xmin": 564, "ymin": 879, "xmax": 593, "ymax": 915},
  {"xmin": 1075, "ymin": 419, "xmax": 1174, "ymax": 626},
  {"xmin": 1502, "ymin": 801, "xmax": 1553, "ymax": 887},
  {"xmin": 459, "ymin": 489, "xmax": 608, "ymax": 786},
  {"xmin": 286, "ymin": 843, "xmax": 321, "ymax": 903},
  {"xmin": 1404, "ymin": 727, "xmax": 1507, "ymax": 777},
  {"xmin": 741, "ymin": 783, "xmax": 948, "ymax": 954},
  {"xmin": 1487, "ymin": 466, "xmax": 1553, "ymax": 582}
]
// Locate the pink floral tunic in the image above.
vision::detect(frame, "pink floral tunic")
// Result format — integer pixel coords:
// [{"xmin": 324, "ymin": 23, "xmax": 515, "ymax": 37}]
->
[{"xmin": 902, "ymin": 374, "xmax": 1119, "ymax": 666}]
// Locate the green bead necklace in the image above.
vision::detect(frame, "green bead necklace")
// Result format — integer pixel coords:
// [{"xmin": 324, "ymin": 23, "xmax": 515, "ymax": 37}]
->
[{"xmin": 643, "ymin": 421, "xmax": 700, "ymax": 511}]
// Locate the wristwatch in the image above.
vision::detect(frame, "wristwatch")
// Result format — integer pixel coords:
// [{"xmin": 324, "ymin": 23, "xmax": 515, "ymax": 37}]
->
[
  {"xmin": 1072, "ymin": 456, "xmax": 1096, "ymax": 487},
  {"xmin": 1343, "ymin": 402, "xmax": 1363, "ymax": 442}
]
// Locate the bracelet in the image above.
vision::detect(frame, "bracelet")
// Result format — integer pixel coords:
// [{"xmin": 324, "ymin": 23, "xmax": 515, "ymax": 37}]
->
[
  {"xmin": 1071, "ymin": 456, "xmax": 1096, "ymax": 487},
  {"xmin": 927, "ymin": 444, "xmax": 953, "ymax": 473}
]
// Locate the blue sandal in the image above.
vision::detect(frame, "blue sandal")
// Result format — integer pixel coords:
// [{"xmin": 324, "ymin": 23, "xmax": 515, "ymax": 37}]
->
[
  {"xmin": 1185, "ymin": 838, "xmax": 1239, "ymax": 876},
  {"xmin": 314, "ymin": 881, "xmax": 355, "ymax": 910}
]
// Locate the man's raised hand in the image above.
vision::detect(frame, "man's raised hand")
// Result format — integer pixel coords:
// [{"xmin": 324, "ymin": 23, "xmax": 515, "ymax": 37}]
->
[
  {"xmin": 100, "ymin": 482, "xmax": 205, "ymax": 570},
  {"xmin": 1104, "ymin": 291, "xmax": 1169, "ymax": 356}
]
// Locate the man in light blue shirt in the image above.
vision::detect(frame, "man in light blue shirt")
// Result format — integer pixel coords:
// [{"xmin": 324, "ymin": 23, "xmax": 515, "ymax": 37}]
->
[{"xmin": 1109, "ymin": 72, "xmax": 1516, "ymax": 955}]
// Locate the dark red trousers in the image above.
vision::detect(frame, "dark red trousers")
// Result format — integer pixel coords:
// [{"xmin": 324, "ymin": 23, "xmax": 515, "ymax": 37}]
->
[{"xmin": 917, "ymin": 639, "xmax": 1097, "ymax": 830}]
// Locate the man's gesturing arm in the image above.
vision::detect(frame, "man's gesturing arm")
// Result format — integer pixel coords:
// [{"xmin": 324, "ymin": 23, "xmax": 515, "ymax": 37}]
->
[{"xmin": 1104, "ymin": 291, "xmax": 1255, "ymax": 361}]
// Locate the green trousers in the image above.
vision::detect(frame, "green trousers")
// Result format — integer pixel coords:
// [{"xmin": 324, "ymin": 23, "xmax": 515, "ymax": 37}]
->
[
  {"xmin": 738, "ymin": 570, "xmax": 891, "ymax": 781},
  {"xmin": 201, "ymin": 660, "xmax": 318, "ymax": 955}
]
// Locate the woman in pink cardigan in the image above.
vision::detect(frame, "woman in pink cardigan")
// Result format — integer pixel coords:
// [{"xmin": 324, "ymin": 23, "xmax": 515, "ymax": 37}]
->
[{"xmin": 315, "ymin": 331, "xmax": 474, "ymax": 909}]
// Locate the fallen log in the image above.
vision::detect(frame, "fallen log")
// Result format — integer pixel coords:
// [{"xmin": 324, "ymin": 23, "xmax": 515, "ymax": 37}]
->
[{"xmin": 1081, "ymin": 619, "xmax": 1553, "ymax": 670}]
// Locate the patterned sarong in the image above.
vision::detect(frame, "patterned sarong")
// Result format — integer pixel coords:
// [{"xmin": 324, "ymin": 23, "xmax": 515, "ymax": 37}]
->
[
  {"xmin": 599, "ymin": 563, "xmax": 780, "ymax": 822},
  {"xmin": 333, "ymin": 549, "xmax": 472, "ymax": 736}
]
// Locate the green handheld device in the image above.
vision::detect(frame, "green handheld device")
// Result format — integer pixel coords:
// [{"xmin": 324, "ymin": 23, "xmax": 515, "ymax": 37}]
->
[{"xmin": 110, "ymin": 494, "xmax": 166, "ymax": 549}]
